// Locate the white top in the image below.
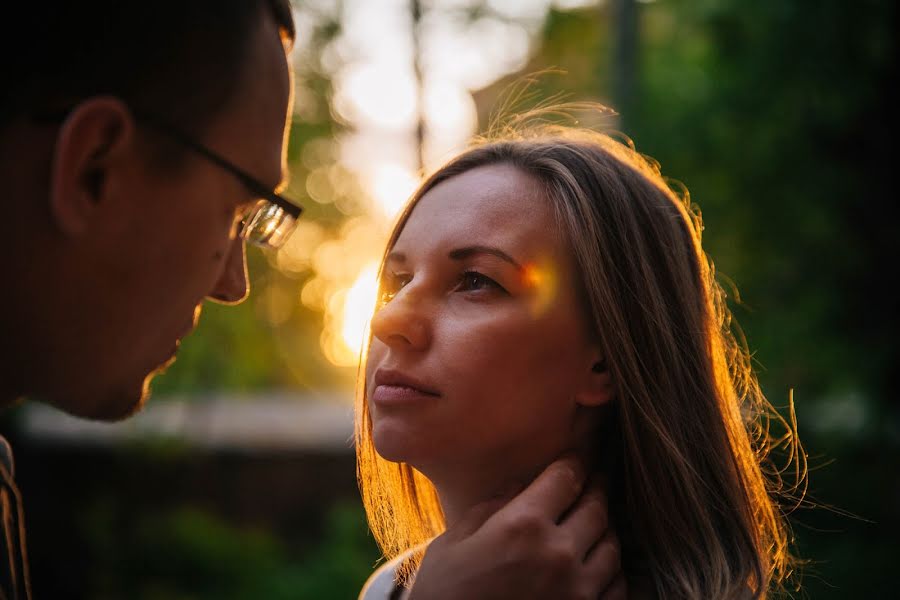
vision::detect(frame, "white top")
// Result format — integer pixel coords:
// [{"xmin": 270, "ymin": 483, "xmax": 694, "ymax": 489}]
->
[{"xmin": 358, "ymin": 549, "xmax": 419, "ymax": 600}]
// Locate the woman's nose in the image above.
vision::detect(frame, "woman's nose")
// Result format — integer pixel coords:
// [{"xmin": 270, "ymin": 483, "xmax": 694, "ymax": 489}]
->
[{"xmin": 369, "ymin": 286, "xmax": 430, "ymax": 352}]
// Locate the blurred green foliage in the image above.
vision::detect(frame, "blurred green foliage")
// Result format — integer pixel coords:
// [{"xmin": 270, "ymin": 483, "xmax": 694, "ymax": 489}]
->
[
  {"xmin": 630, "ymin": 0, "xmax": 896, "ymax": 408},
  {"xmin": 534, "ymin": 0, "xmax": 896, "ymax": 409},
  {"xmin": 149, "ymin": 254, "xmax": 352, "ymax": 396},
  {"xmin": 81, "ymin": 500, "xmax": 378, "ymax": 600},
  {"xmin": 149, "ymin": 280, "xmax": 289, "ymax": 394}
]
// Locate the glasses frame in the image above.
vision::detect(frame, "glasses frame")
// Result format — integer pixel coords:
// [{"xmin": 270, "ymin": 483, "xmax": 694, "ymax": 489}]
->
[
  {"xmin": 129, "ymin": 108, "xmax": 302, "ymax": 221},
  {"xmin": 31, "ymin": 103, "xmax": 303, "ymax": 243}
]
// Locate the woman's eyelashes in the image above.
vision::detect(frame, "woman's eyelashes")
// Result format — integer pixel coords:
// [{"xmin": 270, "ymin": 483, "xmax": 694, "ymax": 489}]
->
[
  {"xmin": 456, "ymin": 270, "xmax": 507, "ymax": 295},
  {"xmin": 378, "ymin": 268, "xmax": 507, "ymax": 306}
]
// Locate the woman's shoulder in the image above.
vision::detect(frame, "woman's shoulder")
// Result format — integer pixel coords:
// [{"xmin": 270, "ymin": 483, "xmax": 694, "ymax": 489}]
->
[
  {"xmin": 358, "ymin": 549, "xmax": 418, "ymax": 600},
  {"xmin": 358, "ymin": 551, "xmax": 411, "ymax": 600}
]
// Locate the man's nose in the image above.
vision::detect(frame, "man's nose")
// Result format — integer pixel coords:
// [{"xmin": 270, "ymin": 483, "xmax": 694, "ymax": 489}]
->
[{"xmin": 207, "ymin": 238, "xmax": 250, "ymax": 305}]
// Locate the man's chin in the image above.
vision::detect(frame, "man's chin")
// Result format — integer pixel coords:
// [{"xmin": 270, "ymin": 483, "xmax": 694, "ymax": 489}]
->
[{"xmin": 49, "ymin": 372, "xmax": 162, "ymax": 423}]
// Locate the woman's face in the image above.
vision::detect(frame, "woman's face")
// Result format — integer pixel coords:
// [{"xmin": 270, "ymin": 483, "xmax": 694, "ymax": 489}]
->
[{"xmin": 365, "ymin": 164, "xmax": 605, "ymax": 480}]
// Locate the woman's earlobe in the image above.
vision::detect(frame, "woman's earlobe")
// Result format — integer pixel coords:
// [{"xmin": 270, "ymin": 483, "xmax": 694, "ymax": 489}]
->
[{"xmin": 576, "ymin": 358, "xmax": 614, "ymax": 407}]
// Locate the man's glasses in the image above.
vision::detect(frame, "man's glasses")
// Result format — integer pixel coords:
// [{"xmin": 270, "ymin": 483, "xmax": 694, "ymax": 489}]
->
[{"xmin": 34, "ymin": 104, "xmax": 303, "ymax": 250}]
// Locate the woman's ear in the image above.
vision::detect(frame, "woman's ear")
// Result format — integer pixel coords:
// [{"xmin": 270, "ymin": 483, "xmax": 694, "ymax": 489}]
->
[
  {"xmin": 48, "ymin": 96, "xmax": 134, "ymax": 236},
  {"xmin": 575, "ymin": 355, "xmax": 614, "ymax": 407}
]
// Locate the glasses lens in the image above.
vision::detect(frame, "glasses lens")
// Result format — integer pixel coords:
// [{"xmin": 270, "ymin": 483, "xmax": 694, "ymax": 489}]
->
[{"xmin": 241, "ymin": 201, "xmax": 298, "ymax": 249}]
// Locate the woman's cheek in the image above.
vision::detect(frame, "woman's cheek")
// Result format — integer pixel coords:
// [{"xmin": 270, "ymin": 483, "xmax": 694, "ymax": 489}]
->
[{"xmin": 448, "ymin": 332, "xmax": 542, "ymax": 406}]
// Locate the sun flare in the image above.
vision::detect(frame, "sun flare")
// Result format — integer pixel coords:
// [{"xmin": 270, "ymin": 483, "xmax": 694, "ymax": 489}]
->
[{"xmin": 328, "ymin": 263, "xmax": 381, "ymax": 367}]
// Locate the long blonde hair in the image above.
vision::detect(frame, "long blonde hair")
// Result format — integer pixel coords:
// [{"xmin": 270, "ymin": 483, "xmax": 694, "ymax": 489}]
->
[{"xmin": 355, "ymin": 123, "xmax": 803, "ymax": 598}]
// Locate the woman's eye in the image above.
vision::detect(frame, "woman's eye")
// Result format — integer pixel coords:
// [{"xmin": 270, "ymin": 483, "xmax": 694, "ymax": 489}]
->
[{"xmin": 458, "ymin": 271, "xmax": 505, "ymax": 294}]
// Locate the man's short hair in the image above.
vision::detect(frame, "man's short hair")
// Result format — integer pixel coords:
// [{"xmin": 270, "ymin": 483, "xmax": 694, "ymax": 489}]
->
[{"xmin": 1, "ymin": 0, "xmax": 295, "ymax": 139}]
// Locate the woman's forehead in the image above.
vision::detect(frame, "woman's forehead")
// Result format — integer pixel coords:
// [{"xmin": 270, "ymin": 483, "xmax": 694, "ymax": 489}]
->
[{"xmin": 393, "ymin": 164, "xmax": 560, "ymax": 256}]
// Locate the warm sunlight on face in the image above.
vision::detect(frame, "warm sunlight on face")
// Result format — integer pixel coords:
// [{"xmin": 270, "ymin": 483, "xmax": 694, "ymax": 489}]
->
[
  {"xmin": 521, "ymin": 260, "xmax": 559, "ymax": 317},
  {"xmin": 365, "ymin": 164, "xmax": 599, "ymax": 476}
]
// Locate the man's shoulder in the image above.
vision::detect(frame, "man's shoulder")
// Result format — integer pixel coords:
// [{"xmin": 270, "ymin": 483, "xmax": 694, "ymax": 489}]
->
[{"xmin": 0, "ymin": 434, "xmax": 13, "ymax": 477}]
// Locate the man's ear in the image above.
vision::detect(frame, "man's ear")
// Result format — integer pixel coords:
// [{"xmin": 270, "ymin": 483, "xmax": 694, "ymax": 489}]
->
[
  {"xmin": 575, "ymin": 354, "xmax": 615, "ymax": 408},
  {"xmin": 49, "ymin": 97, "xmax": 135, "ymax": 236}
]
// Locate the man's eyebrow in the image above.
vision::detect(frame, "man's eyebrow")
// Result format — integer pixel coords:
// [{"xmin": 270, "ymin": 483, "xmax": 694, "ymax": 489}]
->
[{"xmin": 448, "ymin": 246, "xmax": 523, "ymax": 270}]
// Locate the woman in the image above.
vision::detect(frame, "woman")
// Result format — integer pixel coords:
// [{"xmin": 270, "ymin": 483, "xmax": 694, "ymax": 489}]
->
[{"xmin": 355, "ymin": 122, "xmax": 801, "ymax": 599}]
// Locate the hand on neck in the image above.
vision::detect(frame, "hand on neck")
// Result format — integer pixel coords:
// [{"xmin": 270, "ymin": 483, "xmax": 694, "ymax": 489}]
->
[{"xmin": 425, "ymin": 441, "xmax": 599, "ymax": 528}]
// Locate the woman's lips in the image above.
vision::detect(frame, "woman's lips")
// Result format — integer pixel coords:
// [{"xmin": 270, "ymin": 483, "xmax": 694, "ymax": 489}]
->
[
  {"xmin": 371, "ymin": 368, "xmax": 441, "ymax": 407},
  {"xmin": 372, "ymin": 384, "xmax": 440, "ymax": 407}
]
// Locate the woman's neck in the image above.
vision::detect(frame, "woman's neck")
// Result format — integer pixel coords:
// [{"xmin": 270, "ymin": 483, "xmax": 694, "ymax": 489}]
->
[
  {"xmin": 425, "ymin": 445, "xmax": 596, "ymax": 528},
  {"xmin": 431, "ymin": 464, "xmax": 540, "ymax": 527}
]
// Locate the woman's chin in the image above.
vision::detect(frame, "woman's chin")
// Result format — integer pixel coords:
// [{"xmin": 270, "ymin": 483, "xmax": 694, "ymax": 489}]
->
[
  {"xmin": 372, "ymin": 432, "xmax": 412, "ymax": 464},
  {"xmin": 372, "ymin": 420, "xmax": 435, "ymax": 465}
]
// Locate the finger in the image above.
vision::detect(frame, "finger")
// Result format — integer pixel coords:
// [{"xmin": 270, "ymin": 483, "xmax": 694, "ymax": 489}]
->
[
  {"xmin": 557, "ymin": 488, "xmax": 609, "ymax": 558},
  {"xmin": 583, "ymin": 529, "xmax": 621, "ymax": 594},
  {"xmin": 599, "ymin": 572, "xmax": 628, "ymax": 600},
  {"xmin": 498, "ymin": 454, "xmax": 587, "ymax": 522}
]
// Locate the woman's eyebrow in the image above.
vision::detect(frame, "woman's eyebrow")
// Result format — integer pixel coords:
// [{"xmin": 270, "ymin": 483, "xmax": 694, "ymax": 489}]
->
[
  {"xmin": 385, "ymin": 250, "xmax": 407, "ymax": 264},
  {"xmin": 448, "ymin": 245, "xmax": 523, "ymax": 271}
]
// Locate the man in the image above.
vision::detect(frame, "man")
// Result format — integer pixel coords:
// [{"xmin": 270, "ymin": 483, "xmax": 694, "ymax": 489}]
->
[{"xmin": 0, "ymin": 2, "xmax": 624, "ymax": 598}]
